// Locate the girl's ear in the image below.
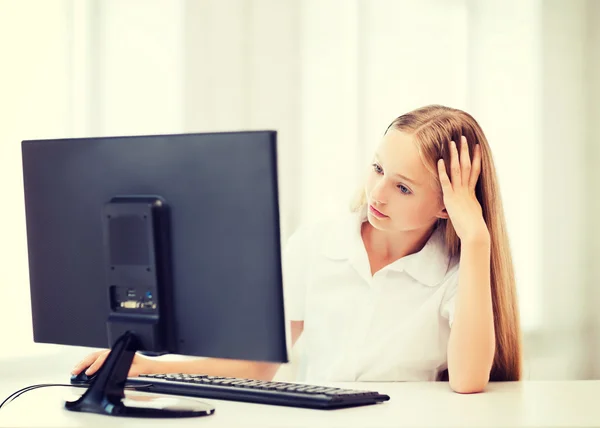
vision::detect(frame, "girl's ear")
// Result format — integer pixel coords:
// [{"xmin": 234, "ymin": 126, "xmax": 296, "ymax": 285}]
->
[{"xmin": 436, "ymin": 207, "xmax": 449, "ymax": 220}]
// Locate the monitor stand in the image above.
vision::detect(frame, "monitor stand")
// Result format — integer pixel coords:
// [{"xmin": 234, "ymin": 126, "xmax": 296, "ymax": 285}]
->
[{"xmin": 65, "ymin": 331, "xmax": 215, "ymax": 418}]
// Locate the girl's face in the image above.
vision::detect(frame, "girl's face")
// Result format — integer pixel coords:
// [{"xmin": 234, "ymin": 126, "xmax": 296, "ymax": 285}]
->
[{"xmin": 364, "ymin": 129, "xmax": 448, "ymax": 233}]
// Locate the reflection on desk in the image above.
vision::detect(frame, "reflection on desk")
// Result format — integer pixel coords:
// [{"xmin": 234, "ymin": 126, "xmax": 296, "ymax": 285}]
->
[{"xmin": 0, "ymin": 379, "xmax": 599, "ymax": 427}]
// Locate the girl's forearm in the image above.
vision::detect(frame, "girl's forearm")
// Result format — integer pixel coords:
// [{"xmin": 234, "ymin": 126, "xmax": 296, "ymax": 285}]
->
[
  {"xmin": 149, "ymin": 357, "xmax": 281, "ymax": 381},
  {"xmin": 447, "ymin": 235, "xmax": 495, "ymax": 393}
]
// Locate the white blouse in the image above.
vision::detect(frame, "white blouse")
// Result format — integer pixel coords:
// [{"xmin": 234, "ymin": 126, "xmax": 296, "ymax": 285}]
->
[{"xmin": 282, "ymin": 208, "xmax": 460, "ymax": 382}]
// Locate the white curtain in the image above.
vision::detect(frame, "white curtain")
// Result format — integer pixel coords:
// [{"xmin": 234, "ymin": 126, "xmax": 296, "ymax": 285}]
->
[{"xmin": 1, "ymin": 0, "xmax": 598, "ymax": 381}]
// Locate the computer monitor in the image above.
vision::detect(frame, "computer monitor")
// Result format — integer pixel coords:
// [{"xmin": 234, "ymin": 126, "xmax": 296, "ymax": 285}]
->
[{"xmin": 21, "ymin": 131, "xmax": 288, "ymax": 418}]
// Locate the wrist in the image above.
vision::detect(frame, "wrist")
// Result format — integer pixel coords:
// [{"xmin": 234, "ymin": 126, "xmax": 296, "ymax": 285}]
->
[
  {"xmin": 462, "ymin": 228, "xmax": 490, "ymax": 248},
  {"xmin": 140, "ymin": 355, "xmax": 164, "ymax": 374}
]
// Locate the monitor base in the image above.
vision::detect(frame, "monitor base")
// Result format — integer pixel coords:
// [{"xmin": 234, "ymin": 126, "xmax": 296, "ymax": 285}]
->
[{"xmin": 65, "ymin": 331, "xmax": 214, "ymax": 418}]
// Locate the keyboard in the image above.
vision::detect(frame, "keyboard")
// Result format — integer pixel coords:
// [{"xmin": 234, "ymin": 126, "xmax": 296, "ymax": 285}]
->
[{"xmin": 75, "ymin": 373, "xmax": 391, "ymax": 410}]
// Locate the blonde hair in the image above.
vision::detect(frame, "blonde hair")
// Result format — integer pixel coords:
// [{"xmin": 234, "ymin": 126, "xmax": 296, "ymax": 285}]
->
[{"xmin": 352, "ymin": 104, "xmax": 522, "ymax": 382}]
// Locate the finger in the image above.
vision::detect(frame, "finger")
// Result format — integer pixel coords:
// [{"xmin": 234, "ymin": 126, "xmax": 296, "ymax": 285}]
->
[
  {"xmin": 460, "ymin": 136, "xmax": 471, "ymax": 186},
  {"xmin": 438, "ymin": 159, "xmax": 452, "ymax": 194},
  {"xmin": 448, "ymin": 140, "xmax": 461, "ymax": 187},
  {"xmin": 72, "ymin": 350, "xmax": 106, "ymax": 374},
  {"xmin": 85, "ymin": 350, "xmax": 110, "ymax": 375},
  {"xmin": 469, "ymin": 143, "xmax": 482, "ymax": 190}
]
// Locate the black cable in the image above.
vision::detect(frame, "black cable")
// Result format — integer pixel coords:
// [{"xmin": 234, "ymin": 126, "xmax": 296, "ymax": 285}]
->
[
  {"xmin": 0, "ymin": 384, "xmax": 82, "ymax": 410},
  {"xmin": 11, "ymin": 384, "xmax": 88, "ymax": 405},
  {"xmin": 0, "ymin": 381, "xmax": 145, "ymax": 410}
]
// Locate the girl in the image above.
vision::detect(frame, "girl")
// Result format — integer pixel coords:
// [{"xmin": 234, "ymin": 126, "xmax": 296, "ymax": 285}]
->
[{"xmin": 73, "ymin": 105, "xmax": 522, "ymax": 393}]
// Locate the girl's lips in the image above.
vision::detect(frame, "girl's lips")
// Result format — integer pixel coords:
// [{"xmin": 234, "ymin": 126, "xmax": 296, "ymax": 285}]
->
[{"xmin": 369, "ymin": 204, "xmax": 388, "ymax": 218}]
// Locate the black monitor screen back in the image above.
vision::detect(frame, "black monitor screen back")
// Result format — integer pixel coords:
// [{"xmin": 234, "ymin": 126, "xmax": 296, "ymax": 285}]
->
[{"xmin": 21, "ymin": 131, "xmax": 288, "ymax": 364}]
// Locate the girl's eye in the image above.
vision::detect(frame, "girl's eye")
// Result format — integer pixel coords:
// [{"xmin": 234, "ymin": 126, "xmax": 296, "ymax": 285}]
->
[
  {"xmin": 372, "ymin": 163, "xmax": 383, "ymax": 174},
  {"xmin": 398, "ymin": 184, "xmax": 411, "ymax": 195}
]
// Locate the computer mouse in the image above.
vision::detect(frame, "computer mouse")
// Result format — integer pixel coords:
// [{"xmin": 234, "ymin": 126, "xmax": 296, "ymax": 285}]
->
[
  {"xmin": 70, "ymin": 368, "xmax": 97, "ymax": 386},
  {"xmin": 69, "ymin": 369, "xmax": 152, "ymax": 392}
]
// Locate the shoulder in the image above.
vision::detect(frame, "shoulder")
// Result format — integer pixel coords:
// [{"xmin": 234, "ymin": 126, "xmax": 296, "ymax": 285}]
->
[{"xmin": 438, "ymin": 255, "xmax": 460, "ymax": 300}]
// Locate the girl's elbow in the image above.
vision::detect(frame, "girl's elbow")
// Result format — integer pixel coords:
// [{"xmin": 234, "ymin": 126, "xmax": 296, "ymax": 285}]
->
[
  {"xmin": 449, "ymin": 375, "xmax": 489, "ymax": 394},
  {"xmin": 447, "ymin": 346, "xmax": 495, "ymax": 393}
]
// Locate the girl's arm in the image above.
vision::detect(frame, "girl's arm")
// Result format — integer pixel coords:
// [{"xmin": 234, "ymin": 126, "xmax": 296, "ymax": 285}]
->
[
  {"xmin": 437, "ymin": 136, "xmax": 496, "ymax": 393},
  {"xmin": 446, "ymin": 235, "xmax": 495, "ymax": 393}
]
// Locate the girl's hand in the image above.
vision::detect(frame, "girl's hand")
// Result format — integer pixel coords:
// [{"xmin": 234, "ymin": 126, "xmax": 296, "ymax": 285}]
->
[
  {"xmin": 72, "ymin": 349, "xmax": 158, "ymax": 377},
  {"xmin": 437, "ymin": 136, "xmax": 489, "ymax": 245}
]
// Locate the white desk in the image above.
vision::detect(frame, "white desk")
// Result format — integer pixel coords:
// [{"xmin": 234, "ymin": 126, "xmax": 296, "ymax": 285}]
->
[{"xmin": 0, "ymin": 377, "xmax": 599, "ymax": 427}]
